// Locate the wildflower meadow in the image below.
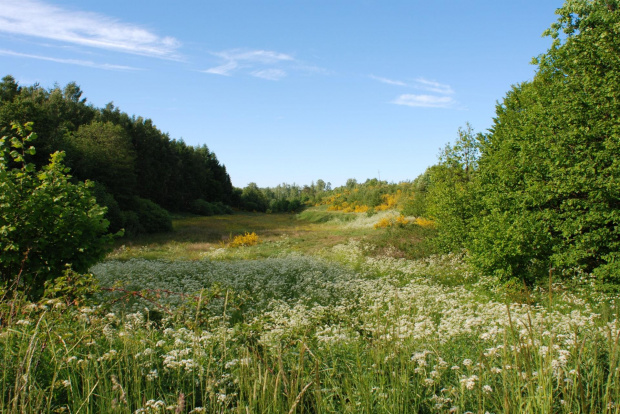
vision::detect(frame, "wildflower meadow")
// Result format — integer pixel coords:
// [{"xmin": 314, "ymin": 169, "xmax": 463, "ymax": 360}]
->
[{"xmin": 2, "ymin": 211, "xmax": 619, "ymax": 413}]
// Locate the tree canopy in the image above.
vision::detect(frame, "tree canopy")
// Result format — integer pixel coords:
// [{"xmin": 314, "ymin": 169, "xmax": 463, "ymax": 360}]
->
[
  {"xmin": 0, "ymin": 77, "xmax": 235, "ymax": 234},
  {"xmin": 420, "ymin": 0, "xmax": 620, "ymax": 285}
]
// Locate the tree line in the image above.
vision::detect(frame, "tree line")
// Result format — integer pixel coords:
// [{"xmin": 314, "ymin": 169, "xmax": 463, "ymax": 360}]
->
[
  {"xmin": 237, "ymin": 180, "xmax": 332, "ymax": 213},
  {"xmin": 410, "ymin": 0, "xmax": 620, "ymax": 288},
  {"xmin": 0, "ymin": 78, "xmax": 235, "ymax": 234}
]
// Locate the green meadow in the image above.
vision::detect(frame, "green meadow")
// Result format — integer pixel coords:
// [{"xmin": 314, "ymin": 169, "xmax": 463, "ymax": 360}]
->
[{"xmin": 2, "ymin": 210, "xmax": 619, "ymax": 413}]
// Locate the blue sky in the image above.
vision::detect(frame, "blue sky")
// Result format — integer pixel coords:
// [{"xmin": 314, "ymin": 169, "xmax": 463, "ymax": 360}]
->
[{"xmin": 0, "ymin": 0, "xmax": 564, "ymax": 188}]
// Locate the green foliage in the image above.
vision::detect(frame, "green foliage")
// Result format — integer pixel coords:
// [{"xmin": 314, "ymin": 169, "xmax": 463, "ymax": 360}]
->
[
  {"xmin": 190, "ymin": 199, "xmax": 234, "ymax": 216},
  {"xmin": 240, "ymin": 182, "xmax": 269, "ymax": 212},
  {"xmin": 469, "ymin": 0, "xmax": 620, "ymax": 283},
  {"xmin": 190, "ymin": 198, "xmax": 215, "ymax": 216},
  {"xmin": 400, "ymin": 170, "xmax": 431, "ymax": 217},
  {"xmin": 0, "ymin": 79, "xmax": 235, "ymax": 235},
  {"xmin": 268, "ymin": 197, "xmax": 303, "ymax": 213},
  {"xmin": 316, "ymin": 178, "xmax": 412, "ymax": 212},
  {"xmin": 127, "ymin": 196, "xmax": 172, "ymax": 234},
  {"xmin": 342, "ymin": 178, "xmax": 387, "ymax": 208},
  {"xmin": 42, "ymin": 267, "xmax": 100, "ymax": 306},
  {"xmin": 0, "ymin": 75, "xmax": 19, "ymax": 102},
  {"xmin": 119, "ymin": 210, "xmax": 141, "ymax": 237},
  {"xmin": 213, "ymin": 201, "xmax": 234, "ymax": 215},
  {"xmin": 418, "ymin": 124, "xmax": 483, "ymax": 252},
  {"xmin": 236, "ymin": 181, "xmax": 312, "ymax": 213},
  {"xmin": 89, "ymin": 182, "xmax": 124, "ymax": 233},
  {"xmin": 0, "ymin": 122, "xmax": 111, "ymax": 297},
  {"xmin": 65, "ymin": 120, "xmax": 136, "ymax": 200}
]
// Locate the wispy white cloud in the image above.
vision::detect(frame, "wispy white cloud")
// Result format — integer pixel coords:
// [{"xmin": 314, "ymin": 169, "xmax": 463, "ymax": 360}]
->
[
  {"xmin": 0, "ymin": 48, "xmax": 141, "ymax": 70},
  {"xmin": 203, "ymin": 48, "xmax": 328, "ymax": 81},
  {"xmin": 0, "ymin": 0, "xmax": 181, "ymax": 59},
  {"xmin": 293, "ymin": 63, "xmax": 331, "ymax": 76},
  {"xmin": 371, "ymin": 75, "xmax": 454, "ymax": 94},
  {"xmin": 204, "ymin": 61, "xmax": 239, "ymax": 76},
  {"xmin": 216, "ymin": 50, "xmax": 294, "ymax": 65},
  {"xmin": 369, "ymin": 75, "xmax": 407, "ymax": 87},
  {"xmin": 392, "ymin": 94, "xmax": 455, "ymax": 108},
  {"xmin": 413, "ymin": 77, "xmax": 454, "ymax": 95},
  {"xmin": 203, "ymin": 48, "xmax": 295, "ymax": 80},
  {"xmin": 252, "ymin": 69, "xmax": 287, "ymax": 81},
  {"xmin": 371, "ymin": 74, "xmax": 457, "ymax": 109}
]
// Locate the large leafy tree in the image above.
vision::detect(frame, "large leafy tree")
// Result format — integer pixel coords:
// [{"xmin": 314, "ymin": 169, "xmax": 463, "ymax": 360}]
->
[
  {"xmin": 469, "ymin": 0, "xmax": 620, "ymax": 284},
  {"xmin": 241, "ymin": 183, "xmax": 269, "ymax": 212}
]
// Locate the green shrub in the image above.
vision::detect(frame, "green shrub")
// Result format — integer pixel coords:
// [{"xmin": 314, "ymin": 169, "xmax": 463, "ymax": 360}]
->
[
  {"xmin": 130, "ymin": 197, "xmax": 172, "ymax": 233},
  {"xmin": 90, "ymin": 182, "xmax": 124, "ymax": 233},
  {"xmin": 0, "ymin": 122, "xmax": 111, "ymax": 298},
  {"xmin": 189, "ymin": 199, "xmax": 233, "ymax": 216},
  {"xmin": 190, "ymin": 198, "xmax": 215, "ymax": 216},
  {"xmin": 120, "ymin": 210, "xmax": 141, "ymax": 237},
  {"xmin": 288, "ymin": 199, "xmax": 302, "ymax": 212},
  {"xmin": 592, "ymin": 259, "xmax": 620, "ymax": 292},
  {"xmin": 212, "ymin": 201, "xmax": 233, "ymax": 215}
]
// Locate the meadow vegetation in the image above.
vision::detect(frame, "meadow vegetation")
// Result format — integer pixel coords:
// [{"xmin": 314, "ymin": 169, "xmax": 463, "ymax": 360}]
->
[{"xmin": 2, "ymin": 210, "xmax": 620, "ymax": 413}]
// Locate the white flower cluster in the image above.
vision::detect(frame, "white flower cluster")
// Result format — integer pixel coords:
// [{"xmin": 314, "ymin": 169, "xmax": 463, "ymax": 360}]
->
[{"xmin": 65, "ymin": 239, "xmax": 620, "ymax": 411}]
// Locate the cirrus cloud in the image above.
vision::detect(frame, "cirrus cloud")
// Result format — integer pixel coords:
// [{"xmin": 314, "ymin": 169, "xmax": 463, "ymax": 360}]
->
[
  {"xmin": 369, "ymin": 75, "xmax": 408, "ymax": 87},
  {"xmin": 252, "ymin": 69, "xmax": 287, "ymax": 81},
  {"xmin": 0, "ymin": 0, "xmax": 181, "ymax": 59},
  {"xmin": 371, "ymin": 74, "xmax": 457, "ymax": 109},
  {"xmin": 413, "ymin": 77, "xmax": 454, "ymax": 95},
  {"xmin": 392, "ymin": 94, "xmax": 455, "ymax": 108},
  {"xmin": 0, "ymin": 49, "xmax": 141, "ymax": 71},
  {"xmin": 203, "ymin": 48, "xmax": 296, "ymax": 80}
]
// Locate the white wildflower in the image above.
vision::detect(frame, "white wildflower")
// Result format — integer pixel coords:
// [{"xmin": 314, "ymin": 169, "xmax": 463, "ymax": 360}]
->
[
  {"xmin": 146, "ymin": 369, "xmax": 158, "ymax": 381},
  {"xmin": 460, "ymin": 375, "xmax": 478, "ymax": 390}
]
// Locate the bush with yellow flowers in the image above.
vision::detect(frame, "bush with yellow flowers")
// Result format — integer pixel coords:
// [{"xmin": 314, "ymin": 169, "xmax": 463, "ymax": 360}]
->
[{"xmin": 228, "ymin": 232, "xmax": 260, "ymax": 247}]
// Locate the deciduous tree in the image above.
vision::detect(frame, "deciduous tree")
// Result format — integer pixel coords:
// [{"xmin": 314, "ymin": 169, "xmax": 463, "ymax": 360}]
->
[{"xmin": 470, "ymin": 0, "xmax": 620, "ymax": 284}]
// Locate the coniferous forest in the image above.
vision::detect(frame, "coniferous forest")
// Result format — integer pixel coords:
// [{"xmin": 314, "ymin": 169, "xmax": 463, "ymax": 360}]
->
[{"xmin": 0, "ymin": 76, "xmax": 235, "ymax": 235}]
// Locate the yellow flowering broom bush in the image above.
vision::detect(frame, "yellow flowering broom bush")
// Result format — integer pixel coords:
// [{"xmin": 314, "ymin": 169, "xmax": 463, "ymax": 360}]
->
[
  {"xmin": 228, "ymin": 232, "xmax": 260, "ymax": 248},
  {"xmin": 374, "ymin": 215, "xmax": 410, "ymax": 229},
  {"xmin": 414, "ymin": 217, "xmax": 436, "ymax": 229}
]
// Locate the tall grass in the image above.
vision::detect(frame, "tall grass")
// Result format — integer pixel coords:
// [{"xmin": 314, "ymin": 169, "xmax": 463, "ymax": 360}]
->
[{"xmin": 2, "ymin": 242, "xmax": 619, "ymax": 413}]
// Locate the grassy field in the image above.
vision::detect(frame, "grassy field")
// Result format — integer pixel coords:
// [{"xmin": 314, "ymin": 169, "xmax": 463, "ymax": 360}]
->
[
  {"xmin": 107, "ymin": 208, "xmax": 429, "ymax": 261},
  {"xmin": 2, "ymin": 209, "xmax": 619, "ymax": 413}
]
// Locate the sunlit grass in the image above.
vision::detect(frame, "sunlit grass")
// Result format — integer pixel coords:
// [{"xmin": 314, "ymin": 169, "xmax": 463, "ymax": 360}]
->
[
  {"xmin": 108, "ymin": 209, "xmax": 382, "ymax": 261},
  {"xmin": 3, "ymin": 244, "xmax": 619, "ymax": 413},
  {"xmin": 4, "ymin": 207, "xmax": 618, "ymax": 413}
]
